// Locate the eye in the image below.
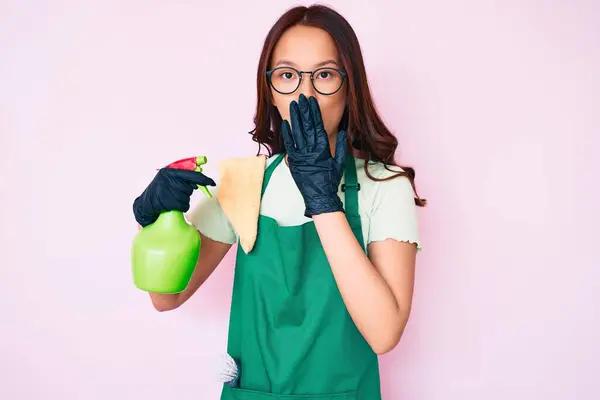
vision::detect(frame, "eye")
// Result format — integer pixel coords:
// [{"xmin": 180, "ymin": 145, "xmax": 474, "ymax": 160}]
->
[
  {"xmin": 315, "ymin": 70, "xmax": 332, "ymax": 79},
  {"xmin": 273, "ymin": 68, "xmax": 299, "ymax": 81}
]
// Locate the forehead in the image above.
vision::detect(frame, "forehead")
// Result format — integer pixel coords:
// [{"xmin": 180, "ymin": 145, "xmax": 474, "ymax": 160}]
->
[{"xmin": 270, "ymin": 25, "xmax": 339, "ymax": 68}]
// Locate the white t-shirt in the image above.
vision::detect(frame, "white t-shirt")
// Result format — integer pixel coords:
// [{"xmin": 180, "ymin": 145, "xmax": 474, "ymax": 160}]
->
[{"xmin": 188, "ymin": 155, "xmax": 422, "ymax": 253}]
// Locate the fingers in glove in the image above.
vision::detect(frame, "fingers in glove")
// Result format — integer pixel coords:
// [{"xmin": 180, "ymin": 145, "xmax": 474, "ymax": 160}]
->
[
  {"xmin": 334, "ymin": 130, "xmax": 348, "ymax": 170},
  {"xmin": 162, "ymin": 168, "xmax": 216, "ymax": 187},
  {"xmin": 133, "ymin": 195, "xmax": 157, "ymax": 227},
  {"xmin": 289, "ymin": 99, "xmax": 306, "ymax": 150},
  {"xmin": 160, "ymin": 183, "xmax": 191, "ymax": 212},
  {"xmin": 308, "ymin": 96, "xmax": 328, "ymax": 149},
  {"xmin": 308, "ymin": 96, "xmax": 329, "ymax": 151},
  {"xmin": 281, "ymin": 119, "xmax": 295, "ymax": 154},
  {"xmin": 298, "ymin": 94, "xmax": 315, "ymax": 148},
  {"xmin": 308, "ymin": 95, "xmax": 325, "ymax": 129}
]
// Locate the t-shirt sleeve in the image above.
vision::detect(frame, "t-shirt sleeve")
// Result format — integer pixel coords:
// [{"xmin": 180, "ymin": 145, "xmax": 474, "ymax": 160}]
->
[
  {"xmin": 186, "ymin": 187, "xmax": 238, "ymax": 245},
  {"xmin": 367, "ymin": 172, "xmax": 422, "ymax": 251}
]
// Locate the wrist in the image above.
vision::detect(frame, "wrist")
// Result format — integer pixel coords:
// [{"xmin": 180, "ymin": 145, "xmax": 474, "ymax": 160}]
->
[{"xmin": 304, "ymin": 195, "xmax": 344, "ymax": 218}]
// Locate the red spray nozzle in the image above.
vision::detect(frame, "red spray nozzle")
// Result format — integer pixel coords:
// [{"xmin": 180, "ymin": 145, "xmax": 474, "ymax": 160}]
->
[
  {"xmin": 161, "ymin": 156, "xmax": 212, "ymax": 198},
  {"xmin": 164, "ymin": 156, "xmax": 207, "ymax": 170}
]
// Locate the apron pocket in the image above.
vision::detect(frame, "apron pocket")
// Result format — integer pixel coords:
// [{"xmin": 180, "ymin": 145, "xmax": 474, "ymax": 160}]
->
[{"xmin": 222, "ymin": 385, "xmax": 356, "ymax": 400}]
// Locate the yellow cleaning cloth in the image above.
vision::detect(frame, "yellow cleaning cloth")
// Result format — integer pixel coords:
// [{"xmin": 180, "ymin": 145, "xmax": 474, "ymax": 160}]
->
[{"xmin": 216, "ymin": 155, "xmax": 267, "ymax": 254}]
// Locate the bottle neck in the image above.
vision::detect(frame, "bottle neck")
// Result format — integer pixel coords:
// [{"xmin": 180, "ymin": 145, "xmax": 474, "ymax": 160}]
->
[{"xmin": 155, "ymin": 210, "xmax": 187, "ymax": 229}]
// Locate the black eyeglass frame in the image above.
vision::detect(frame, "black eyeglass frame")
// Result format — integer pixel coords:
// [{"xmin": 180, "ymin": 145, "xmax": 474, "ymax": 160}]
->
[{"xmin": 266, "ymin": 66, "xmax": 348, "ymax": 96}]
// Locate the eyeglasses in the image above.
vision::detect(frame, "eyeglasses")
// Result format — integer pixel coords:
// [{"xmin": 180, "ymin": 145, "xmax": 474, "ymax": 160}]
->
[{"xmin": 266, "ymin": 66, "xmax": 347, "ymax": 96}]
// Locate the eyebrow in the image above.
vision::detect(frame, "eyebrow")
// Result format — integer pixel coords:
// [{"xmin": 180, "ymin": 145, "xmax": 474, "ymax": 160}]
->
[{"xmin": 274, "ymin": 59, "xmax": 339, "ymax": 69}]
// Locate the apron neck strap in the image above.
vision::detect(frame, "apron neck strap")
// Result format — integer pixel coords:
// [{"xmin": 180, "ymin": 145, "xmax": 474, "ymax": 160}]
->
[
  {"xmin": 342, "ymin": 154, "xmax": 365, "ymax": 250},
  {"xmin": 261, "ymin": 153, "xmax": 285, "ymax": 197}
]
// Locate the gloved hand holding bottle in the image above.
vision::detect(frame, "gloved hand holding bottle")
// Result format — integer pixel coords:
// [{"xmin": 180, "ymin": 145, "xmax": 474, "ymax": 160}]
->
[{"xmin": 133, "ymin": 158, "xmax": 216, "ymax": 227}]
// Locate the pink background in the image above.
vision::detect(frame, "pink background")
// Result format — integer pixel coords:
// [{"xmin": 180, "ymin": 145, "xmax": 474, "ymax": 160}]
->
[{"xmin": 1, "ymin": 1, "xmax": 598, "ymax": 399}]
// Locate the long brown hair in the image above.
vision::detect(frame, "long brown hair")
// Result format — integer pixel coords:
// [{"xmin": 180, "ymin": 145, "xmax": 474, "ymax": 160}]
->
[{"xmin": 249, "ymin": 4, "xmax": 426, "ymax": 207}]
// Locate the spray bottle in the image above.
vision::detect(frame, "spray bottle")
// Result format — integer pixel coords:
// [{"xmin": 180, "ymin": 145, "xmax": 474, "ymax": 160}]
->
[{"xmin": 131, "ymin": 156, "xmax": 212, "ymax": 294}]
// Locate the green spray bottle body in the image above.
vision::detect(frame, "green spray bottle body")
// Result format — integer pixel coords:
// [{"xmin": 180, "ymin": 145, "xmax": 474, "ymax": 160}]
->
[{"xmin": 131, "ymin": 156, "xmax": 212, "ymax": 294}]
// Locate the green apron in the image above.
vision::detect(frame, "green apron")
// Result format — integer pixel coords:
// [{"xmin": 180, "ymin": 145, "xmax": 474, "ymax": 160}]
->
[{"xmin": 221, "ymin": 153, "xmax": 381, "ymax": 400}]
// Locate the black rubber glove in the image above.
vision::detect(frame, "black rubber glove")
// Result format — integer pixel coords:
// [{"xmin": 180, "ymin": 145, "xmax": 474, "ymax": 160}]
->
[
  {"xmin": 281, "ymin": 94, "xmax": 348, "ymax": 218},
  {"xmin": 132, "ymin": 168, "xmax": 216, "ymax": 227}
]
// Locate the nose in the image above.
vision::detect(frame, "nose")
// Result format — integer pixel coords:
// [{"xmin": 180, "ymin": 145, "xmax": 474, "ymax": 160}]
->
[{"xmin": 297, "ymin": 73, "xmax": 316, "ymax": 98}]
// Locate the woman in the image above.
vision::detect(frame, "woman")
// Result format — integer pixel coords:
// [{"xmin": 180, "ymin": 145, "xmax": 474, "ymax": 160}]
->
[{"xmin": 133, "ymin": 4, "xmax": 425, "ymax": 399}]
